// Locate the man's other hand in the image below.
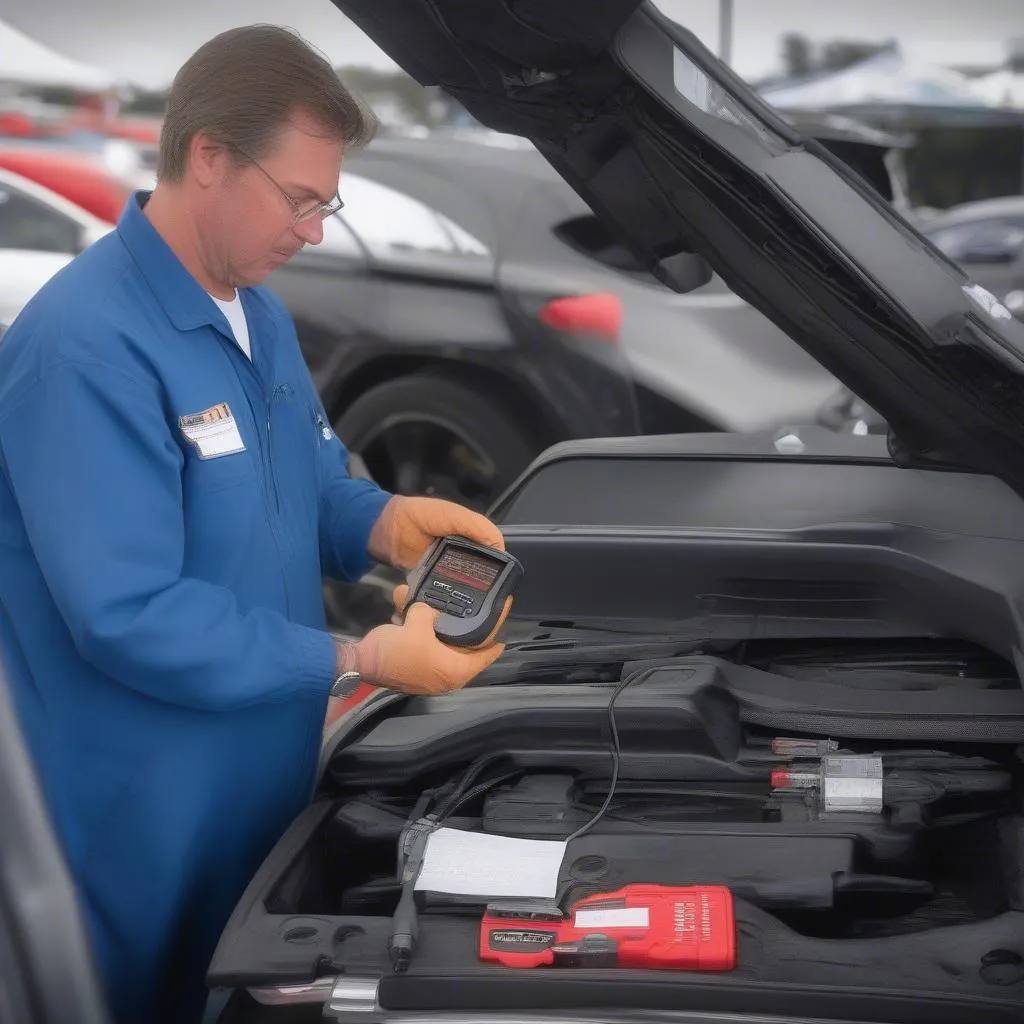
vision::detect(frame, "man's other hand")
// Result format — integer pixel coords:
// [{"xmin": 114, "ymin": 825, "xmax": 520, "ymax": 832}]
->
[{"xmin": 350, "ymin": 602, "xmax": 506, "ymax": 695}]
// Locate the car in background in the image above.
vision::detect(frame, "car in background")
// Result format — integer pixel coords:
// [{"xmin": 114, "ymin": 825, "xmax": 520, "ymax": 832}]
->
[
  {"xmin": 349, "ymin": 136, "xmax": 851, "ymax": 439},
  {"xmin": 915, "ymin": 195, "xmax": 1024, "ymax": 319},
  {"xmin": 0, "ymin": 166, "xmax": 110, "ymax": 328},
  {"xmin": 0, "ymin": 145, "xmax": 135, "ymax": 224}
]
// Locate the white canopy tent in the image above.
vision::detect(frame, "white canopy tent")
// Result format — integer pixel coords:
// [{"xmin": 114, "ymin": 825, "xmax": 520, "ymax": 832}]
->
[
  {"xmin": 0, "ymin": 20, "xmax": 117, "ymax": 91},
  {"xmin": 761, "ymin": 44, "xmax": 990, "ymax": 113},
  {"xmin": 970, "ymin": 70, "xmax": 1024, "ymax": 111}
]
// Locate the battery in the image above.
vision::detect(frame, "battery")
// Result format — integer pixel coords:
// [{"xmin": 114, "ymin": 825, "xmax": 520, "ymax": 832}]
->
[{"xmin": 480, "ymin": 884, "xmax": 736, "ymax": 972}]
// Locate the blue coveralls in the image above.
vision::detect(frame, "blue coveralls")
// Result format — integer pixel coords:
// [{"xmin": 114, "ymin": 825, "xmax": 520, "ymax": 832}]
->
[{"xmin": 0, "ymin": 192, "xmax": 392, "ymax": 1023}]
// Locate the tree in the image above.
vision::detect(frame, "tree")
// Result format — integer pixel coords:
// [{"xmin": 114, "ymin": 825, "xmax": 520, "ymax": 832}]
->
[
  {"xmin": 820, "ymin": 40, "xmax": 892, "ymax": 73},
  {"xmin": 337, "ymin": 66, "xmax": 441, "ymax": 127},
  {"xmin": 782, "ymin": 33, "xmax": 814, "ymax": 78},
  {"xmin": 781, "ymin": 35, "xmax": 894, "ymax": 79}
]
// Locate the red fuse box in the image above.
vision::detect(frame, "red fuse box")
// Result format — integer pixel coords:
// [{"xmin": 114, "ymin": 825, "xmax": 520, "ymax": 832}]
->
[{"xmin": 479, "ymin": 884, "xmax": 736, "ymax": 972}]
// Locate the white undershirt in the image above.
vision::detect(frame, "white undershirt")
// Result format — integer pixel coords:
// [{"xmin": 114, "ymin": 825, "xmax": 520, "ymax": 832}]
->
[{"xmin": 209, "ymin": 291, "xmax": 252, "ymax": 361}]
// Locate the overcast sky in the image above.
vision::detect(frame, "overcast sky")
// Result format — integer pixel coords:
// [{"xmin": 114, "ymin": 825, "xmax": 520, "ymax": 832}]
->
[{"xmin": 1, "ymin": 0, "xmax": 1022, "ymax": 89}]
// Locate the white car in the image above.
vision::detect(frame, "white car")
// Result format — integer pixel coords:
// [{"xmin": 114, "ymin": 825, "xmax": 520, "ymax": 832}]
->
[{"xmin": 0, "ymin": 166, "xmax": 110, "ymax": 333}]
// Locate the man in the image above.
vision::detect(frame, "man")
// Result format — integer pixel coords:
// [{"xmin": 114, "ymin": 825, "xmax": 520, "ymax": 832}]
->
[{"xmin": 0, "ymin": 25, "xmax": 509, "ymax": 1024}]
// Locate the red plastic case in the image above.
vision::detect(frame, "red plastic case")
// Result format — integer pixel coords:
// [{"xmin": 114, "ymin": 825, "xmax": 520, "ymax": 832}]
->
[{"xmin": 480, "ymin": 884, "xmax": 736, "ymax": 972}]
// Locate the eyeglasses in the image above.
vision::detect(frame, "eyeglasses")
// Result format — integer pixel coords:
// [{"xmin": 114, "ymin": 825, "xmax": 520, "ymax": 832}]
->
[{"xmin": 232, "ymin": 147, "xmax": 344, "ymax": 225}]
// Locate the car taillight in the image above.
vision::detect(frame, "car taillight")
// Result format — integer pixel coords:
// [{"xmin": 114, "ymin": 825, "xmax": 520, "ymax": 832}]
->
[{"xmin": 539, "ymin": 292, "xmax": 622, "ymax": 341}]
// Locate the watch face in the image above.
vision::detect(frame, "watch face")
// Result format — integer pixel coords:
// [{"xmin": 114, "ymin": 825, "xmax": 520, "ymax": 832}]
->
[{"xmin": 331, "ymin": 673, "xmax": 361, "ymax": 699}]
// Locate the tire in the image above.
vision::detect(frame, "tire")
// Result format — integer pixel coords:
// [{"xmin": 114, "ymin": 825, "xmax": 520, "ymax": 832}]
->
[{"xmin": 334, "ymin": 372, "xmax": 539, "ymax": 511}]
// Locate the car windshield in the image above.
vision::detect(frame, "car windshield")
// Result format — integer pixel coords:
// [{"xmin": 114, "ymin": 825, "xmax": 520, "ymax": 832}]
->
[{"xmin": 337, "ymin": 173, "xmax": 491, "ymax": 260}]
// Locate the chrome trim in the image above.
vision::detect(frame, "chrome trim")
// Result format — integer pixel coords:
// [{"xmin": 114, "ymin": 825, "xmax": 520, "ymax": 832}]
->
[
  {"xmin": 331, "ymin": 1013, "xmax": 847, "ymax": 1024},
  {"xmin": 326, "ymin": 976, "xmax": 382, "ymax": 1016},
  {"xmin": 251, "ymin": 981, "xmax": 858, "ymax": 1024},
  {"xmin": 246, "ymin": 976, "xmax": 337, "ymax": 1006}
]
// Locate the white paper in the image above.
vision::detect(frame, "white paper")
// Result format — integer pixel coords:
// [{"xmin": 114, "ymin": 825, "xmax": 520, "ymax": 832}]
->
[
  {"xmin": 574, "ymin": 906, "xmax": 649, "ymax": 929},
  {"xmin": 414, "ymin": 827, "xmax": 567, "ymax": 900}
]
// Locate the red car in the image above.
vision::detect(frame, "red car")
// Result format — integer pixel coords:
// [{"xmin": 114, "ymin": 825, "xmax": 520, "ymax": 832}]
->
[{"xmin": 0, "ymin": 147, "xmax": 132, "ymax": 224}]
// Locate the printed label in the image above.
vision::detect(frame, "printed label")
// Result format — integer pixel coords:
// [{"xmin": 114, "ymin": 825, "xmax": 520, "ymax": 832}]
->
[
  {"xmin": 574, "ymin": 907, "xmax": 650, "ymax": 929},
  {"xmin": 179, "ymin": 403, "xmax": 245, "ymax": 460}
]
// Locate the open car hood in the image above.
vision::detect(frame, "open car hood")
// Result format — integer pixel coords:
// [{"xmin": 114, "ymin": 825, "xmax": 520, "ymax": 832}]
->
[{"xmin": 331, "ymin": 0, "xmax": 1024, "ymax": 493}]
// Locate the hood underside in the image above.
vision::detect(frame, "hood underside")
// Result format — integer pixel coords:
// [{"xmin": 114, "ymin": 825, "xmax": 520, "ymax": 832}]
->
[{"xmin": 332, "ymin": 0, "xmax": 1024, "ymax": 495}]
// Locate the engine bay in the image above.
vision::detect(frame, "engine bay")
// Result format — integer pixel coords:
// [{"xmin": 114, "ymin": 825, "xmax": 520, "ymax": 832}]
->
[{"xmin": 212, "ymin": 640, "xmax": 1024, "ymax": 1023}]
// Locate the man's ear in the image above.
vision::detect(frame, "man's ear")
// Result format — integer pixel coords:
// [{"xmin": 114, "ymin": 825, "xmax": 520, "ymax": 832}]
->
[{"xmin": 188, "ymin": 132, "xmax": 229, "ymax": 189}]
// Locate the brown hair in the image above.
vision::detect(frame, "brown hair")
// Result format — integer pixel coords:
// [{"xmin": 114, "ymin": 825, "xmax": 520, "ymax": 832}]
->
[{"xmin": 157, "ymin": 24, "xmax": 377, "ymax": 182}]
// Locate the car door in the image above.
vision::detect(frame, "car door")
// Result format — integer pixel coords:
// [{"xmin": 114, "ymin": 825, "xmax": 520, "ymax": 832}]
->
[
  {"xmin": 0, "ymin": 178, "xmax": 85, "ymax": 325},
  {"xmin": 0, "ymin": 177, "xmax": 85, "ymax": 255},
  {"xmin": 263, "ymin": 202, "xmax": 382, "ymax": 390},
  {"xmin": 0, "ymin": 656, "xmax": 111, "ymax": 1024}
]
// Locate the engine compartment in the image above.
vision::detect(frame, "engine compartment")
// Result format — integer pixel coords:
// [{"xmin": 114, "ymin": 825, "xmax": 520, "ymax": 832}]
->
[{"xmin": 212, "ymin": 641, "xmax": 1024, "ymax": 1023}]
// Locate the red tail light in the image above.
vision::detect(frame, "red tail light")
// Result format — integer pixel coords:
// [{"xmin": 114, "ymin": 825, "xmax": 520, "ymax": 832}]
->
[{"xmin": 539, "ymin": 292, "xmax": 622, "ymax": 341}]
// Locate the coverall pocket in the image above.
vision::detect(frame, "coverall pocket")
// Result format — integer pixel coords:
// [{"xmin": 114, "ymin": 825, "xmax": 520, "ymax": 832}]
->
[{"xmin": 182, "ymin": 449, "xmax": 256, "ymax": 495}]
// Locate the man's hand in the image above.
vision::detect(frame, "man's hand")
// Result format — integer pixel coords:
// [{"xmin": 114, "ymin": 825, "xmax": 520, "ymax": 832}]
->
[
  {"xmin": 367, "ymin": 495, "xmax": 504, "ymax": 570},
  {"xmin": 342, "ymin": 602, "xmax": 506, "ymax": 696}
]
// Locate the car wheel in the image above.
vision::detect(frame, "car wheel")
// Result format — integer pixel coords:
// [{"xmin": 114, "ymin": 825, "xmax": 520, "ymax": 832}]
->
[
  {"xmin": 323, "ymin": 374, "xmax": 539, "ymax": 635},
  {"xmin": 334, "ymin": 373, "xmax": 538, "ymax": 511}
]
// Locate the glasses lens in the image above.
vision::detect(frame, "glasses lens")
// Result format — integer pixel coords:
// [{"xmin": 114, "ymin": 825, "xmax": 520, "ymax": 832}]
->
[{"xmin": 293, "ymin": 197, "xmax": 344, "ymax": 224}]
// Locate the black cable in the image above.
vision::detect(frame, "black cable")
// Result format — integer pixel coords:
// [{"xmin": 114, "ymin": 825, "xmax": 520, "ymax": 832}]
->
[
  {"xmin": 432, "ymin": 753, "xmax": 504, "ymax": 821},
  {"xmin": 437, "ymin": 770, "xmax": 524, "ymax": 822},
  {"xmin": 564, "ymin": 673, "xmax": 638, "ymax": 843}
]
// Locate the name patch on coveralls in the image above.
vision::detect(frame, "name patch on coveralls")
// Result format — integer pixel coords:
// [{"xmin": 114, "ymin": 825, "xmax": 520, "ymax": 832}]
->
[{"xmin": 178, "ymin": 403, "xmax": 246, "ymax": 460}]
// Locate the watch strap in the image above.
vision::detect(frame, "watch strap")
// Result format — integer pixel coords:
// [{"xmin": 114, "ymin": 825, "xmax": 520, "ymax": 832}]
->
[{"xmin": 330, "ymin": 640, "xmax": 361, "ymax": 699}]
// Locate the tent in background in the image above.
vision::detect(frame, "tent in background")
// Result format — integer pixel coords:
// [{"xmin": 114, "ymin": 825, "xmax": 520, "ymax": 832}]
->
[
  {"xmin": 760, "ymin": 43, "xmax": 1022, "ymax": 129},
  {"xmin": 0, "ymin": 20, "xmax": 116, "ymax": 92},
  {"xmin": 970, "ymin": 70, "xmax": 1024, "ymax": 112}
]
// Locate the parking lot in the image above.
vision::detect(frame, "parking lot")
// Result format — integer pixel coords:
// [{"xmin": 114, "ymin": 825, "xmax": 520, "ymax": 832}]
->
[{"xmin": 1, "ymin": 4, "xmax": 1024, "ymax": 1024}]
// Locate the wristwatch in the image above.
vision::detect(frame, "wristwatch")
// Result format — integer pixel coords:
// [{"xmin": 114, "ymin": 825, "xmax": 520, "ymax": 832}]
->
[
  {"xmin": 330, "ymin": 670, "xmax": 361, "ymax": 699},
  {"xmin": 330, "ymin": 640, "xmax": 361, "ymax": 699}
]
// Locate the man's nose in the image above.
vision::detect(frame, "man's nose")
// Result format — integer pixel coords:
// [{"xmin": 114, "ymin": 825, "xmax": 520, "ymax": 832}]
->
[{"xmin": 294, "ymin": 216, "xmax": 325, "ymax": 246}]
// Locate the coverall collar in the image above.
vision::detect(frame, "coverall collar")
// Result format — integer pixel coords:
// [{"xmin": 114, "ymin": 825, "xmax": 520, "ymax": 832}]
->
[{"xmin": 117, "ymin": 190, "xmax": 232, "ymax": 335}]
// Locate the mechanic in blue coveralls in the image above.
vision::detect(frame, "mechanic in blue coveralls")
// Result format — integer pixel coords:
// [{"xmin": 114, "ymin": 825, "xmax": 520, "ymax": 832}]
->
[{"xmin": 0, "ymin": 26, "xmax": 511, "ymax": 1024}]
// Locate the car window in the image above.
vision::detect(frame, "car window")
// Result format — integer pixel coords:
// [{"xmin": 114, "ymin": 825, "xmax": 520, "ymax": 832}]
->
[
  {"xmin": 0, "ymin": 183, "xmax": 81, "ymax": 255},
  {"xmin": 926, "ymin": 218, "xmax": 1024, "ymax": 262},
  {"xmin": 337, "ymin": 173, "xmax": 489, "ymax": 260}
]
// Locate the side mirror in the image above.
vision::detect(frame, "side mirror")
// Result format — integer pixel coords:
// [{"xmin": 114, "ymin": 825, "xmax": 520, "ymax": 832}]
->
[{"xmin": 652, "ymin": 250, "xmax": 714, "ymax": 292}]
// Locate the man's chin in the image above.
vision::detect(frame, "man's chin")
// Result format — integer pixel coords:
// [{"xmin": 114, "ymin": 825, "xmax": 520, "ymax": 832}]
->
[{"xmin": 233, "ymin": 263, "xmax": 281, "ymax": 288}]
